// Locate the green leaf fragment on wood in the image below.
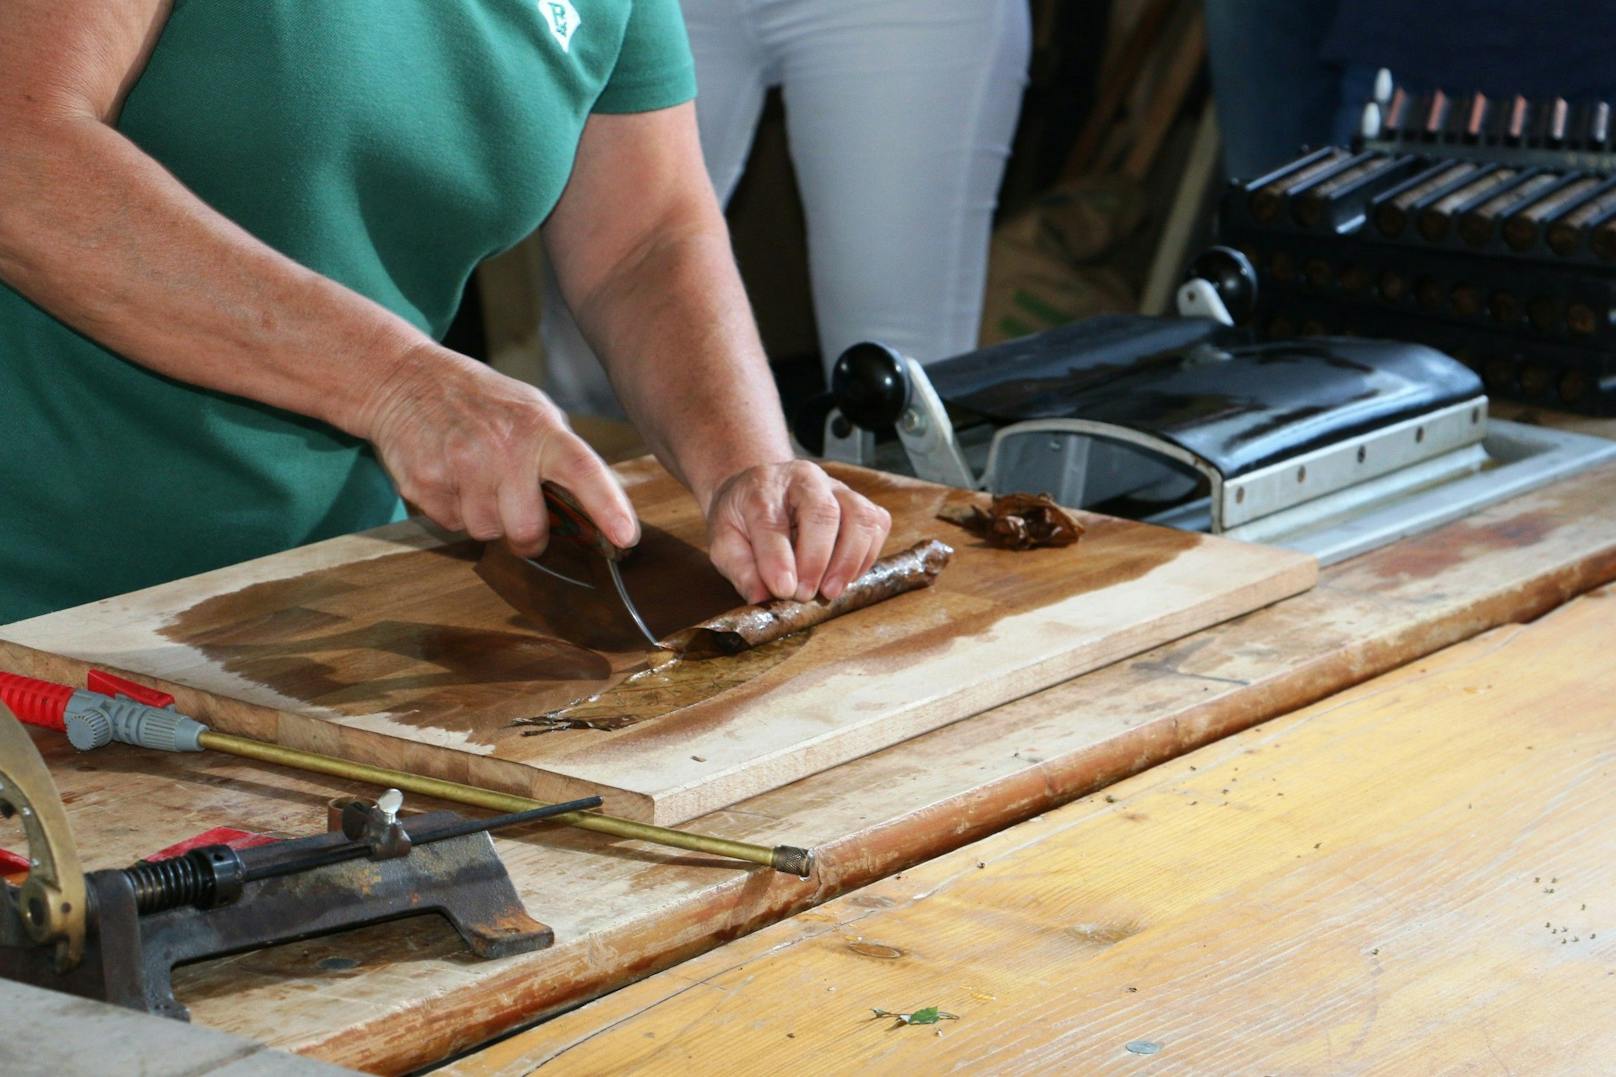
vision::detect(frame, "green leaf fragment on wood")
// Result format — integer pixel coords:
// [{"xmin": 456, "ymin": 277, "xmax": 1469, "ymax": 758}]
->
[{"xmin": 871, "ymin": 1006, "xmax": 959, "ymax": 1026}]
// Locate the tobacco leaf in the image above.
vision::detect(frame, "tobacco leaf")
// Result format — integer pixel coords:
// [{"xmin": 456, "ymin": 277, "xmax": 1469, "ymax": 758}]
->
[
  {"xmin": 939, "ymin": 492, "xmax": 1084, "ymax": 551},
  {"xmin": 663, "ymin": 539, "xmax": 955, "ymax": 656},
  {"xmin": 509, "ymin": 633, "xmax": 810, "ymax": 734}
]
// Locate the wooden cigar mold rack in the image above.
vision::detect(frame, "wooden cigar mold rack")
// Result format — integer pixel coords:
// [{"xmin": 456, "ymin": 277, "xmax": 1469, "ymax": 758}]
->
[{"xmin": 1221, "ymin": 86, "xmax": 1616, "ymax": 415}]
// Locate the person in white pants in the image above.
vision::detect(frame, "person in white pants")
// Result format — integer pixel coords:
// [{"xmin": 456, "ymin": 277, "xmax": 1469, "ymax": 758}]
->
[{"xmin": 541, "ymin": 0, "xmax": 1032, "ymax": 417}]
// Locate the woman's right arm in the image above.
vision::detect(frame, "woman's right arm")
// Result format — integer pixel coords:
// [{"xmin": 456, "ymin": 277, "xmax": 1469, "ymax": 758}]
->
[{"xmin": 0, "ymin": 0, "xmax": 639, "ymax": 554}]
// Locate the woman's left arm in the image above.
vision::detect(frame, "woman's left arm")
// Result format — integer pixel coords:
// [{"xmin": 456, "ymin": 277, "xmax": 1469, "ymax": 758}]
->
[{"xmin": 542, "ymin": 103, "xmax": 890, "ymax": 604}]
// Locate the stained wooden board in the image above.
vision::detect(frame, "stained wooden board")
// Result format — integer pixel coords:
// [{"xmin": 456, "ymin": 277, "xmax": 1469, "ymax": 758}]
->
[
  {"xmin": 13, "ymin": 462, "xmax": 1616, "ymax": 1073},
  {"xmin": 0, "ymin": 459, "xmax": 1315, "ymax": 824},
  {"xmin": 450, "ymin": 584, "xmax": 1616, "ymax": 1076}
]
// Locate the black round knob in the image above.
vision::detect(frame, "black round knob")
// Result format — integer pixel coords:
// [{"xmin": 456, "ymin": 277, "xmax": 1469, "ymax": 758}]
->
[
  {"xmin": 1186, "ymin": 246, "xmax": 1259, "ymax": 324},
  {"xmin": 830, "ymin": 342, "xmax": 910, "ymax": 429}
]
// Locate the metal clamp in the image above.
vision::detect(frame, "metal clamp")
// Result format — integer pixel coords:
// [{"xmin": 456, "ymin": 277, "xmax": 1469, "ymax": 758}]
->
[{"xmin": 0, "ymin": 704, "xmax": 87, "ymax": 970}]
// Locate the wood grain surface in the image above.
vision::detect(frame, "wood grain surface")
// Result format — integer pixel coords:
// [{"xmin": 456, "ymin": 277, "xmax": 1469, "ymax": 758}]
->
[
  {"xmin": 0, "ymin": 459, "xmax": 1315, "ymax": 824},
  {"xmin": 450, "ymin": 583, "xmax": 1616, "ymax": 1076},
  {"xmin": 8, "ymin": 461, "xmax": 1614, "ymax": 1073}
]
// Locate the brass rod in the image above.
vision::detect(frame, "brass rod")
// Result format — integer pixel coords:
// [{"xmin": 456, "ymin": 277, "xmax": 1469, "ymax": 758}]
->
[{"xmin": 197, "ymin": 731, "xmax": 813, "ymax": 875}]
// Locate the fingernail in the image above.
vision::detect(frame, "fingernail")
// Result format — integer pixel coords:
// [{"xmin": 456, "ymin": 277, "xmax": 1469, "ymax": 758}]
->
[
  {"xmin": 794, "ymin": 582, "xmax": 816, "ymax": 603},
  {"xmin": 821, "ymin": 576, "xmax": 844, "ymax": 600},
  {"xmin": 615, "ymin": 515, "xmax": 638, "ymax": 547},
  {"xmin": 775, "ymin": 570, "xmax": 797, "ymax": 598}
]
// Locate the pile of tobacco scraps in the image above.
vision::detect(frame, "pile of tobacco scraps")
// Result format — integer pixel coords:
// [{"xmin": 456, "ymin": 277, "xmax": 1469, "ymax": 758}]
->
[{"xmin": 938, "ymin": 492, "xmax": 1085, "ymax": 551}]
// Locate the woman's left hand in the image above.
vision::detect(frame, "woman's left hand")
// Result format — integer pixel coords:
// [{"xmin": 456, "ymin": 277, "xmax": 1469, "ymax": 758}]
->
[{"xmin": 703, "ymin": 460, "xmax": 892, "ymax": 604}]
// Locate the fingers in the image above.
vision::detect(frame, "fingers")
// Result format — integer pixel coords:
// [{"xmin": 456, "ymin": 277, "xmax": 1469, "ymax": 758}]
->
[
  {"xmin": 367, "ymin": 353, "xmax": 640, "ymax": 554},
  {"xmin": 457, "ymin": 463, "xmax": 504, "ymax": 545},
  {"xmin": 709, "ymin": 525, "xmax": 769, "ymax": 605},
  {"xmin": 747, "ymin": 498, "xmax": 799, "ymax": 600},
  {"xmin": 538, "ymin": 431, "xmax": 640, "ymax": 551},
  {"xmin": 704, "ymin": 466, "xmax": 796, "ymax": 602},
  {"xmin": 496, "ymin": 452, "xmax": 547, "ymax": 558},
  {"xmin": 817, "ymin": 484, "xmax": 891, "ymax": 599},
  {"xmin": 704, "ymin": 462, "xmax": 895, "ymax": 605},
  {"xmin": 785, "ymin": 471, "xmax": 841, "ymax": 602}
]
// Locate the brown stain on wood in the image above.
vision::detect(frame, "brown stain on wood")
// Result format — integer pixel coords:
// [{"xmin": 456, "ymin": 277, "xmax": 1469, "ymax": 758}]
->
[
  {"xmin": 581, "ymin": 515, "xmax": 1202, "ymax": 754},
  {"xmin": 157, "ymin": 502, "xmax": 952, "ymax": 747},
  {"xmin": 33, "ymin": 466, "xmax": 1606, "ymax": 1073},
  {"xmin": 477, "ymin": 524, "xmax": 741, "ymax": 651},
  {"xmin": 513, "ymin": 634, "xmax": 812, "ymax": 734},
  {"xmin": 159, "ymin": 534, "xmax": 779, "ymax": 745},
  {"xmin": 110, "ymin": 455, "xmax": 1301, "ymax": 832},
  {"xmin": 442, "ymin": 586, "xmax": 1616, "ymax": 1075},
  {"xmin": 1368, "ymin": 513, "xmax": 1556, "ymax": 582}
]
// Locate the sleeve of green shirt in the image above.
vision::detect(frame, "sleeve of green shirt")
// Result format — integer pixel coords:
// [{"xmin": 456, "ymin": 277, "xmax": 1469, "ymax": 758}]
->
[{"xmin": 593, "ymin": 0, "xmax": 698, "ymax": 114}]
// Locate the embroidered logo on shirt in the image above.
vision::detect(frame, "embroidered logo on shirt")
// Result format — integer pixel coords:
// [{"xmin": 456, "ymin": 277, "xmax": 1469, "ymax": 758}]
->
[{"xmin": 540, "ymin": 0, "xmax": 581, "ymax": 53}]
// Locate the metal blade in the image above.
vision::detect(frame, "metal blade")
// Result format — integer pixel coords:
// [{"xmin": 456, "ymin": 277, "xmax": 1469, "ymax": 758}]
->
[
  {"xmin": 524, "ymin": 555, "xmax": 595, "ymax": 590},
  {"xmin": 607, "ymin": 559, "xmax": 661, "ymax": 648}
]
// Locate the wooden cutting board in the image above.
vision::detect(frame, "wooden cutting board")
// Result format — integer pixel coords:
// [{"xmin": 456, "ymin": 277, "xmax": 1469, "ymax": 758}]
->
[{"xmin": 0, "ymin": 460, "xmax": 1315, "ymax": 824}]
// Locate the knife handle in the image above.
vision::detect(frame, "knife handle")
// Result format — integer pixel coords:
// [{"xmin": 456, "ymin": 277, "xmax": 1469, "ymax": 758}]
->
[{"xmin": 541, "ymin": 482, "xmax": 629, "ymax": 562}]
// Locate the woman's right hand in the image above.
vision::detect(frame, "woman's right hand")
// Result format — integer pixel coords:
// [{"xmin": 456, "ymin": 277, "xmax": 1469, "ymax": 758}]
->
[{"xmin": 354, "ymin": 344, "xmax": 639, "ymax": 557}]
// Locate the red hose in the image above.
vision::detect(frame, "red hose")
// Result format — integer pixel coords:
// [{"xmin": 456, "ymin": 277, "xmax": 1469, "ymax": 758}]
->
[{"xmin": 0, "ymin": 672, "xmax": 72, "ymax": 732}]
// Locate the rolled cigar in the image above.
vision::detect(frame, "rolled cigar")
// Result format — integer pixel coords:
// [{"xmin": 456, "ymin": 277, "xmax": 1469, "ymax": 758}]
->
[
  {"xmin": 1546, "ymin": 183, "xmax": 1616, "ymax": 254},
  {"xmin": 1504, "ymin": 175, "xmax": 1599, "ymax": 251},
  {"xmin": 1419, "ymin": 167, "xmax": 1516, "ymax": 242},
  {"xmin": 1374, "ymin": 161, "xmax": 1476, "ymax": 237},
  {"xmin": 1292, "ymin": 154, "xmax": 1402, "ymax": 229},
  {"xmin": 1460, "ymin": 172, "xmax": 1557, "ymax": 246},
  {"xmin": 664, "ymin": 539, "xmax": 955, "ymax": 656},
  {"xmin": 1248, "ymin": 148, "xmax": 1350, "ymax": 223}
]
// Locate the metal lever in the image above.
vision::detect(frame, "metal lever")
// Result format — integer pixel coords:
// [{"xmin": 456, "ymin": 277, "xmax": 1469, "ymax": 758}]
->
[{"xmin": 0, "ymin": 705, "xmax": 87, "ymax": 970}]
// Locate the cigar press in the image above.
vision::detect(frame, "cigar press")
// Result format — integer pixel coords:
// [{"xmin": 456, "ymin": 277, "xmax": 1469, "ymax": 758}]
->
[
  {"xmin": 0, "ymin": 705, "xmax": 586, "ymax": 1021},
  {"xmin": 802, "ymin": 249, "xmax": 1616, "ymax": 565}
]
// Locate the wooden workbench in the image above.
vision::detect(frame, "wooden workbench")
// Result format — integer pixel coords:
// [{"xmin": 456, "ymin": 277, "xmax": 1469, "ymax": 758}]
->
[
  {"xmin": 11, "ymin": 444, "xmax": 1616, "ymax": 1073},
  {"xmin": 451, "ymin": 581, "xmax": 1616, "ymax": 1074}
]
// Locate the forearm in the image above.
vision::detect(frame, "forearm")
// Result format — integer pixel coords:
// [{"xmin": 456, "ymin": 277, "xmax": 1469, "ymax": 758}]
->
[
  {"xmin": 0, "ymin": 110, "xmax": 433, "ymax": 437},
  {"xmin": 543, "ymin": 104, "xmax": 889, "ymax": 600},
  {"xmin": 563, "ymin": 219, "xmax": 793, "ymax": 512}
]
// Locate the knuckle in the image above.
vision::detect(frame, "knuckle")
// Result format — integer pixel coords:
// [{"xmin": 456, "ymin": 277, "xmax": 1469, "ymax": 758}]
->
[
  {"xmin": 540, "ymin": 433, "xmax": 599, "ymax": 478},
  {"xmin": 445, "ymin": 441, "xmax": 482, "ymax": 476},
  {"xmin": 506, "ymin": 519, "xmax": 543, "ymax": 548},
  {"xmin": 752, "ymin": 500, "xmax": 791, "ymax": 531},
  {"xmin": 412, "ymin": 458, "xmax": 451, "ymax": 494},
  {"xmin": 802, "ymin": 500, "xmax": 842, "ymax": 527}
]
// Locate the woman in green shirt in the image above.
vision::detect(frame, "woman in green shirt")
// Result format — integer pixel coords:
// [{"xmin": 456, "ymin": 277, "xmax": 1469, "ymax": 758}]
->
[{"xmin": 0, "ymin": 0, "xmax": 890, "ymax": 623}]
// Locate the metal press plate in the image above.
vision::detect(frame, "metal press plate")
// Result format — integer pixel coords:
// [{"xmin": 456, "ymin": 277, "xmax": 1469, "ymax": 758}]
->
[{"xmin": 1222, "ymin": 420, "xmax": 1616, "ymax": 564}]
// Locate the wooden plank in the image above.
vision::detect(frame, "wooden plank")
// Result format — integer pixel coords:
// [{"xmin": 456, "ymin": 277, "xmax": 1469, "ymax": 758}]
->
[
  {"xmin": 12, "ymin": 462, "xmax": 1615, "ymax": 1073},
  {"xmin": 0, "ymin": 460, "xmax": 1315, "ymax": 824},
  {"xmin": 449, "ymin": 584, "xmax": 1616, "ymax": 1075},
  {"xmin": 0, "ymin": 980, "xmax": 351, "ymax": 1076}
]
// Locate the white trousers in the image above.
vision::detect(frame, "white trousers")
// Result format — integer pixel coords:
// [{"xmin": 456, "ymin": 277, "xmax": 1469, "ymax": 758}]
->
[{"xmin": 540, "ymin": 0, "xmax": 1032, "ymax": 416}]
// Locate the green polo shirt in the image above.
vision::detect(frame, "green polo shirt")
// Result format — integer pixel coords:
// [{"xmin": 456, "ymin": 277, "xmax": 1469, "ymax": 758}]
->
[{"xmin": 0, "ymin": 1, "xmax": 694, "ymax": 623}]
